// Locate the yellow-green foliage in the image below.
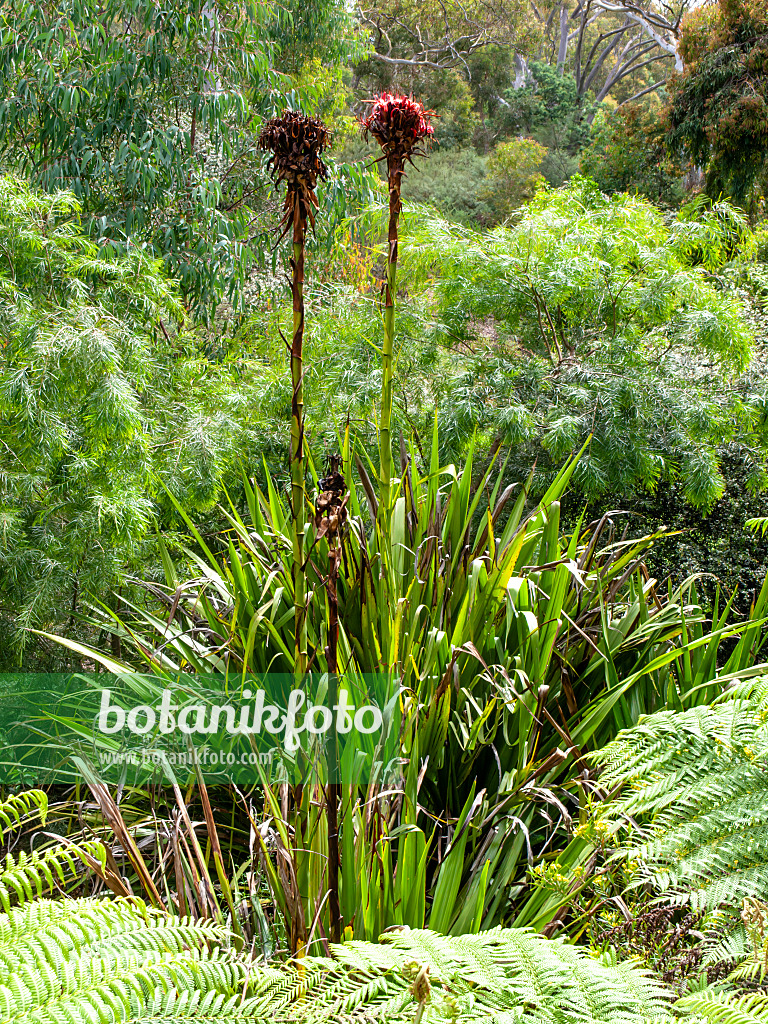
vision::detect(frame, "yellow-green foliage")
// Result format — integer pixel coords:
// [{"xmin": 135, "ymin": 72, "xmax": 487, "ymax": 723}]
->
[
  {"xmin": 0, "ymin": 791, "xmax": 47, "ymax": 840},
  {"xmin": 0, "ymin": 789, "xmax": 105, "ymax": 914},
  {"xmin": 481, "ymin": 138, "xmax": 547, "ymax": 220}
]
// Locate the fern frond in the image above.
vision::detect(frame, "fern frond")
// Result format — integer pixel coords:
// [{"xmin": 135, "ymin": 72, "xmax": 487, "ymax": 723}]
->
[
  {"xmin": 0, "ymin": 945, "xmax": 245, "ymax": 1023},
  {"xmin": 0, "ymin": 899, "xmax": 677, "ymax": 1023},
  {"xmin": 0, "ymin": 896, "xmax": 233, "ymax": 984},
  {"xmin": 676, "ymin": 988, "xmax": 768, "ymax": 1023},
  {"xmin": 595, "ymin": 691, "xmax": 768, "ymax": 916},
  {"xmin": 0, "ymin": 791, "xmax": 47, "ymax": 840},
  {"xmin": 244, "ymin": 927, "xmax": 675, "ymax": 1024},
  {"xmin": 0, "ymin": 839, "xmax": 105, "ymax": 911},
  {"xmin": 0, "ymin": 896, "xmax": 248, "ymax": 1024}
]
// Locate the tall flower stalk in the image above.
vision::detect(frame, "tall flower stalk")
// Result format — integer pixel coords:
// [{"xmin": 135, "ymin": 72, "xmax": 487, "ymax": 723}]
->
[
  {"xmin": 314, "ymin": 457, "xmax": 348, "ymax": 944},
  {"xmin": 362, "ymin": 94, "xmax": 433, "ymax": 524},
  {"xmin": 259, "ymin": 110, "xmax": 330, "ymax": 679}
]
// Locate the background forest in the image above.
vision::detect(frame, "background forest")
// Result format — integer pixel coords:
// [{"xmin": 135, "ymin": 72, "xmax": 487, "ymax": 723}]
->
[{"xmin": 2, "ymin": 0, "xmax": 768, "ymax": 1022}]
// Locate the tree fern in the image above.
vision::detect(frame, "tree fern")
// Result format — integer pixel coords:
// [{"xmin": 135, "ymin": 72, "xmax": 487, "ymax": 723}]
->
[
  {"xmin": 594, "ymin": 677, "xmax": 768, "ymax": 921},
  {"xmin": 0, "ymin": 799, "xmax": 683, "ymax": 1024},
  {"xmin": 0, "ymin": 791, "xmax": 691, "ymax": 1024},
  {"xmin": 245, "ymin": 927, "xmax": 675, "ymax": 1024},
  {"xmin": 0, "ymin": 897, "xmax": 678, "ymax": 1024},
  {"xmin": 0, "ymin": 893, "xmax": 255, "ymax": 1024}
]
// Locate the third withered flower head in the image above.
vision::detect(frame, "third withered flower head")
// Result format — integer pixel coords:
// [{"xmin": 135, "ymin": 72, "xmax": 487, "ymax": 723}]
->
[
  {"xmin": 361, "ymin": 93, "xmax": 434, "ymax": 168},
  {"xmin": 258, "ymin": 109, "xmax": 331, "ymax": 234}
]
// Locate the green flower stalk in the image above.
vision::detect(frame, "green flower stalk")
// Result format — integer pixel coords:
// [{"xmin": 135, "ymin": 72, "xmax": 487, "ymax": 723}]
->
[
  {"xmin": 362, "ymin": 94, "xmax": 433, "ymax": 524},
  {"xmin": 259, "ymin": 110, "xmax": 330, "ymax": 679}
]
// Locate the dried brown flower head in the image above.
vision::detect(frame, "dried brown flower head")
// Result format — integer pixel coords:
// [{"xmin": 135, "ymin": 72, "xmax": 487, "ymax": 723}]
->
[
  {"xmin": 314, "ymin": 456, "xmax": 348, "ymax": 542},
  {"xmin": 258, "ymin": 109, "xmax": 331, "ymax": 235},
  {"xmin": 361, "ymin": 93, "xmax": 434, "ymax": 170}
]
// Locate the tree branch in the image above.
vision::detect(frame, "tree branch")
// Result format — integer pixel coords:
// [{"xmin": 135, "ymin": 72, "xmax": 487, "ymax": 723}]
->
[{"xmin": 618, "ymin": 76, "xmax": 668, "ymax": 103}]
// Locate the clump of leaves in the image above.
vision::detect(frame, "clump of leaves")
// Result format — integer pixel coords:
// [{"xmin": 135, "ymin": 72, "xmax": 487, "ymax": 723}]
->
[
  {"xmin": 481, "ymin": 137, "xmax": 547, "ymax": 221},
  {"xmin": 580, "ymin": 106, "xmax": 685, "ymax": 208}
]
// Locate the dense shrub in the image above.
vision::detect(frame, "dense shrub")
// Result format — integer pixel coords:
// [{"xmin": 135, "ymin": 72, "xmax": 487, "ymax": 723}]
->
[
  {"xmin": 480, "ymin": 138, "xmax": 547, "ymax": 221},
  {"xmin": 401, "ymin": 148, "xmax": 490, "ymax": 224},
  {"xmin": 667, "ymin": 0, "xmax": 768, "ymax": 203}
]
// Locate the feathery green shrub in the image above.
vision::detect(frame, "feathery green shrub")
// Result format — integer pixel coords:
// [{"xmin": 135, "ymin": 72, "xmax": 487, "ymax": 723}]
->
[
  {"xmin": 0, "ymin": 175, "xmax": 288, "ymax": 664},
  {"xmin": 394, "ymin": 179, "xmax": 760, "ymax": 509}
]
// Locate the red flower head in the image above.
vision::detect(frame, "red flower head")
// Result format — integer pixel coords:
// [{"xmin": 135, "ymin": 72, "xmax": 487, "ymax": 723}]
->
[
  {"xmin": 361, "ymin": 93, "xmax": 434, "ymax": 168},
  {"xmin": 258, "ymin": 109, "xmax": 331, "ymax": 234}
]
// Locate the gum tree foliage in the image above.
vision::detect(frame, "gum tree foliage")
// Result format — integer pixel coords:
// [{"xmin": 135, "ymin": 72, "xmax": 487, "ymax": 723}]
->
[
  {"xmin": 494, "ymin": 59, "xmax": 588, "ymax": 143},
  {"xmin": 0, "ymin": 178, "xmax": 267, "ymax": 661},
  {"xmin": 395, "ymin": 177, "xmax": 759, "ymax": 509},
  {"xmin": 267, "ymin": 0, "xmax": 366, "ymax": 74},
  {"xmin": 666, "ymin": 0, "xmax": 768, "ymax": 203},
  {"xmin": 0, "ymin": 0, "xmax": 279, "ymax": 313},
  {"xmin": 356, "ymin": 0, "xmax": 533, "ymax": 71}
]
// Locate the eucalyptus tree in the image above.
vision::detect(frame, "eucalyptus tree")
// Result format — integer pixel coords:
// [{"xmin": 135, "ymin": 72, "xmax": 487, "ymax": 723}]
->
[
  {"xmin": 0, "ymin": 0, "xmax": 279, "ymax": 313},
  {"xmin": 357, "ymin": 0, "xmax": 534, "ymax": 72},
  {"xmin": 666, "ymin": 0, "xmax": 768, "ymax": 204},
  {"xmin": 533, "ymin": 0, "xmax": 690, "ymax": 113}
]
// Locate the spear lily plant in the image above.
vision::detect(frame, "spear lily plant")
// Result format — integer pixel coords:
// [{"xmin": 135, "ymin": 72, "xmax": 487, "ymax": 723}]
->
[
  {"xmin": 361, "ymin": 93, "xmax": 433, "ymax": 527},
  {"xmin": 258, "ymin": 110, "xmax": 331, "ymax": 679},
  {"xmin": 37, "ymin": 96, "xmax": 768, "ymax": 964}
]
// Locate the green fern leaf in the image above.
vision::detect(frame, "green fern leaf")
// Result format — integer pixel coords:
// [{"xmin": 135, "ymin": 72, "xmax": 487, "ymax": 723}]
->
[
  {"xmin": 0, "ymin": 791, "xmax": 47, "ymax": 840},
  {"xmin": 595, "ymin": 689, "xmax": 768, "ymax": 919}
]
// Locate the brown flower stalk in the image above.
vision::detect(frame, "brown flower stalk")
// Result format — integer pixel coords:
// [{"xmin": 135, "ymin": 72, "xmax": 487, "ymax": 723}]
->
[
  {"xmin": 362, "ymin": 94, "xmax": 433, "ymax": 524},
  {"xmin": 259, "ymin": 110, "xmax": 331, "ymax": 679},
  {"xmin": 314, "ymin": 454, "xmax": 348, "ymax": 944}
]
